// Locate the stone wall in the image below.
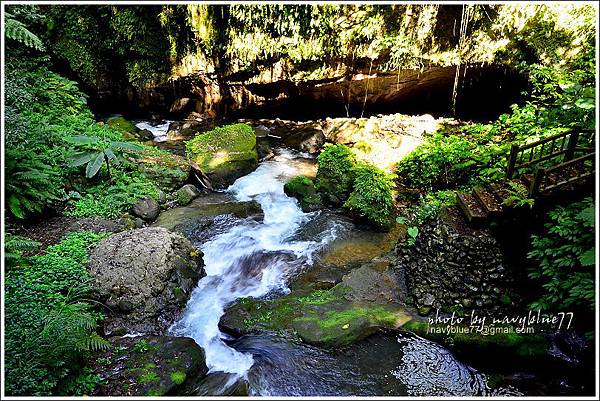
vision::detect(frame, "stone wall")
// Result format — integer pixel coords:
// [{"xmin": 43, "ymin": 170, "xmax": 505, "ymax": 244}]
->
[{"xmin": 393, "ymin": 212, "xmax": 510, "ymax": 315}]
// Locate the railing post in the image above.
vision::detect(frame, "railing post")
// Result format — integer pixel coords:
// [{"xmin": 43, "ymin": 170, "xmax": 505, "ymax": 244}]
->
[
  {"xmin": 529, "ymin": 167, "xmax": 546, "ymax": 197},
  {"xmin": 564, "ymin": 130, "xmax": 580, "ymax": 162},
  {"xmin": 506, "ymin": 144, "xmax": 520, "ymax": 178}
]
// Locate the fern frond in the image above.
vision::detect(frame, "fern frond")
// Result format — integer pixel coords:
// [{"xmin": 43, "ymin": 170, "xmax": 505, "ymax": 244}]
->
[{"xmin": 4, "ymin": 12, "xmax": 44, "ymax": 51}]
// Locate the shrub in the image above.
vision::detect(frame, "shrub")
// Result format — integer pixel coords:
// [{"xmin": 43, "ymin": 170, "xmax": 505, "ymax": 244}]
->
[
  {"xmin": 315, "ymin": 144, "xmax": 356, "ymax": 204},
  {"xmin": 528, "ymin": 197, "xmax": 595, "ymax": 312},
  {"xmin": 66, "ymin": 171, "xmax": 160, "ymax": 219},
  {"xmin": 344, "ymin": 163, "xmax": 395, "ymax": 230},
  {"xmin": 4, "ymin": 231, "xmax": 109, "ymax": 395}
]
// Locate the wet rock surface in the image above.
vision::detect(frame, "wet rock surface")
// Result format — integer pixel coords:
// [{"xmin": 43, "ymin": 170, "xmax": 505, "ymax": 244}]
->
[
  {"xmin": 92, "ymin": 335, "xmax": 208, "ymax": 396},
  {"xmin": 394, "ymin": 212, "xmax": 510, "ymax": 315},
  {"xmin": 153, "ymin": 192, "xmax": 263, "ymax": 237},
  {"xmin": 89, "ymin": 227, "xmax": 204, "ymax": 335}
]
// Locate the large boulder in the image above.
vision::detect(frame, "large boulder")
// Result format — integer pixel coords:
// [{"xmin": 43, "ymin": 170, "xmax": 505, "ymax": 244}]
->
[
  {"xmin": 92, "ymin": 335, "xmax": 209, "ymax": 396},
  {"xmin": 106, "ymin": 116, "xmax": 143, "ymax": 141},
  {"xmin": 186, "ymin": 123, "xmax": 258, "ymax": 188},
  {"xmin": 89, "ymin": 227, "xmax": 205, "ymax": 335}
]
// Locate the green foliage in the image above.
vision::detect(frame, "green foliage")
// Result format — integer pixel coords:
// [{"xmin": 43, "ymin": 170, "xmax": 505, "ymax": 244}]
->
[
  {"xmin": 528, "ymin": 198, "xmax": 595, "ymax": 312},
  {"xmin": 170, "ymin": 371, "xmax": 187, "ymax": 385},
  {"xmin": 315, "ymin": 144, "xmax": 356, "ymax": 204},
  {"xmin": 284, "ymin": 175, "xmax": 322, "ymax": 209},
  {"xmin": 503, "ymin": 181, "xmax": 535, "ymax": 208},
  {"xmin": 4, "ymin": 231, "xmax": 108, "ymax": 396},
  {"xmin": 396, "ymin": 126, "xmax": 507, "ymax": 191},
  {"xmin": 344, "ymin": 163, "xmax": 395, "ymax": 229},
  {"xmin": 4, "ymin": 233, "xmax": 41, "ymax": 269},
  {"xmin": 67, "ymin": 135, "xmax": 143, "ymax": 179},
  {"xmin": 4, "ymin": 11, "xmax": 44, "ymax": 50},
  {"xmin": 401, "ymin": 190, "xmax": 457, "ymax": 246},
  {"xmin": 66, "ymin": 171, "xmax": 160, "ymax": 219}
]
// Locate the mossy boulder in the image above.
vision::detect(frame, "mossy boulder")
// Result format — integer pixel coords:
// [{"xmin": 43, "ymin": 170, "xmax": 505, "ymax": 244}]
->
[
  {"xmin": 220, "ymin": 260, "xmax": 410, "ymax": 347},
  {"xmin": 92, "ymin": 335, "xmax": 208, "ymax": 396},
  {"xmin": 138, "ymin": 149, "xmax": 190, "ymax": 192},
  {"xmin": 315, "ymin": 144, "xmax": 356, "ymax": 205},
  {"xmin": 186, "ymin": 123, "xmax": 258, "ymax": 188},
  {"xmin": 107, "ymin": 116, "xmax": 141, "ymax": 141},
  {"xmin": 283, "ymin": 175, "xmax": 322, "ymax": 212},
  {"xmin": 176, "ymin": 184, "xmax": 201, "ymax": 206}
]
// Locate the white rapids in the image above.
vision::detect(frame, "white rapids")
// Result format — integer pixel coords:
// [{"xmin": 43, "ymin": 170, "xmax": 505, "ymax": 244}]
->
[
  {"xmin": 169, "ymin": 149, "xmax": 341, "ymax": 376},
  {"xmin": 135, "ymin": 120, "xmax": 172, "ymax": 142}
]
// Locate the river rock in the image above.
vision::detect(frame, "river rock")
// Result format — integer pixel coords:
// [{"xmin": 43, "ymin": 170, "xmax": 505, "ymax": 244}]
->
[
  {"xmin": 92, "ymin": 335, "xmax": 208, "ymax": 396},
  {"xmin": 89, "ymin": 227, "xmax": 204, "ymax": 335},
  {"xmin": 137, "ymin": 150, "xmax": 190, "ymax": 192},
  {"xmin": 153, "ymin": 193, "xmax": 262, "ymax": 237},
  {"xmin": 176, "ymin": 184, "xmax": 201, "ymax": 206},
  {"xmin": 186, "ymin": 123, "xmax": 258, "ymax": 188},
  {"xmin": 131, "ymin": 197, "xmax": 160, "ymax": 221}
]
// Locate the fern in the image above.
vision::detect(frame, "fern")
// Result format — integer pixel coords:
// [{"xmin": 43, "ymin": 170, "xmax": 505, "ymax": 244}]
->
[
  {"xmin": 4, "ymin": 12, "xmax": 44, "ymax": 51},
  {"xmin": 4, "ymin": 233, "xmax": 41, "ymax": 268}
]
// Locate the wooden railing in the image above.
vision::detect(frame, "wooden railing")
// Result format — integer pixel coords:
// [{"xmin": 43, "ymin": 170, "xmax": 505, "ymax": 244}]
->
[
  {"xmin": 506, "ymin": 128, "xmax": 595, "ymax": 196},
  {"xmin": 529, "ymin": 152, "xmax": 595, "ymax": 196}
]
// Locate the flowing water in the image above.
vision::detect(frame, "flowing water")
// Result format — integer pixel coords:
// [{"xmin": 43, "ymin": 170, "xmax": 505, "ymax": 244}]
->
[
  {"xmin": 169, "ymin": 148, "xmax": 524, "ymax": 396},
  {"xmin": 170, "ymin": 149, "xmax": 346, "ymax": 375}
]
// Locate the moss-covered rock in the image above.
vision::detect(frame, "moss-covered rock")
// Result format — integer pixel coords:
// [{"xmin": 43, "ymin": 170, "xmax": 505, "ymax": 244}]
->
[
  {"xmin": 343, "ymin": 163, "xmax": 395, "ymax": 230},
  {"xmin": 176, "ymin": 184, "xmax": 201, "ymax": 206},
  {"xmin": 220, "ymin": 260, "xmax": 410, "ymax": 347},
  {"xmin": 315, "ymin": 144, "xmax": 356, "ymax": 205},
  {"xmin": 91, "ymin": 335, "xmax": 208, "ymax": 396},
  {"xmin": 186, "ymin": 123, "xmax": 258, "ymax": 188},
  {"xmin": 138, "ymin": 148, "xmax": 190, "ymax": 192},
  {"xmin": 107, "ymin": 116, "xmax": 140, "ymax": 140},
  {"xmin": 284, "ymin": 175, "xmax": 322, "ymax": 212}
]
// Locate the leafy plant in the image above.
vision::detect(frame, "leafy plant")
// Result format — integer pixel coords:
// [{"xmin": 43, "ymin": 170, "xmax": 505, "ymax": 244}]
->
[
  {"xmin": 503, "ymin": 181, "xmax": 535, "ymax": 208},
  {"xmin": 4, "ymin": 233, "xmax": 41, "ymax": 268},
  {"xmin": 343, "ymin": 163, "xmax": 395, "ymax": 230},
  {"xmin": 66, "ymin": 171, "xmax": 160, "ymax": 218},
  {"xmin": 4, "ymin": 231, "xmax": 108, "ymax": 395},
  {"xmin": 4, "ymin": 11, "xmax": 44, "ymax": 50},
  {"xmin": 528, "ymin": 198, "xmax": 595, "ymax": 311},
  {"xmin": 400, "ymin": 190, "xmax": 457, "ymax": 246},
  {"xmin": 315, "ymin": 144, "xmax": 356, "ymax": 204},
  {"xmin": 67, "ymin": 135, "xmax": 143, "ymax": 179}
]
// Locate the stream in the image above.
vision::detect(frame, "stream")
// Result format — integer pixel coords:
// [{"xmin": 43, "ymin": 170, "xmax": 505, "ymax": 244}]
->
[{"xmin": 165, "ymin": 147, "xmax": 524, "ymax": 396}]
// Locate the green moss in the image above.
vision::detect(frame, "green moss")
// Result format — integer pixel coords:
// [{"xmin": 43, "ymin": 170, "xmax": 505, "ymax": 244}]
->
[
  {"xmin": 137, "ymin": 371, "xmax": 159, "ymax": 384},
  {"xmin": 284, "ymin": 175, "xmax": 322, "ymax": 210},
  {"xmin": 236, "ymin": 285, "xmax": 401, "ymax": 347},
  {"xmin": 169, "ymin": 371, "xmax": 186, "ymax": 385},
  {"xmin": 173, "ymin": 287, "xmax": 183, "ymax": 299},
  {"xmin": 315, "ymin": 144, "xmax": 356, "ymax": 204},
  {"xmin": 344, "ymin": 163, "xmax": 395, "ymax": 230},
  {"xmin": 107, "ymin": 116, "xmax": 137, "ymax": 135},
  {"xmin": 185, "ymin": 123, "xmax": 257, "ymax": 172}
]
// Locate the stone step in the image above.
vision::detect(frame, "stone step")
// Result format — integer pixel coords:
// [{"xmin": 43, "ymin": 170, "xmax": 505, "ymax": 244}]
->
[
  {"xmin": 456, "ymin": 192, "xmax": 488, "ymax": 225},
  {"xmin": 473, "ymin": 186, "xmax": 503, "ymax": 217}
]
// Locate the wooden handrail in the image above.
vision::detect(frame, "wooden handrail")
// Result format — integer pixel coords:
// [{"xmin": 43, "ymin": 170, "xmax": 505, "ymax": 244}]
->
[
  {"xmin": 507, "ymin": 128, "xmax": 594, "ymax": 178},
  {"xmin": 529, "ymin": 152, "xmax": 595, "ymax": 196}
]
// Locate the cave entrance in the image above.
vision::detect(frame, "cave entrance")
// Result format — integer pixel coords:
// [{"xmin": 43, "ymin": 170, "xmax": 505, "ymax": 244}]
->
[{"xmin": 234, "ymin": 64, "xmax": 528, "ymax": 122}]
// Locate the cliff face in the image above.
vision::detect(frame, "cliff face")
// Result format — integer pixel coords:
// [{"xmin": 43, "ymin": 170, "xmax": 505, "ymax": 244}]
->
[{"xmin": 39, "ymin": 4, "xmax": 595, "ymax": 119}]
